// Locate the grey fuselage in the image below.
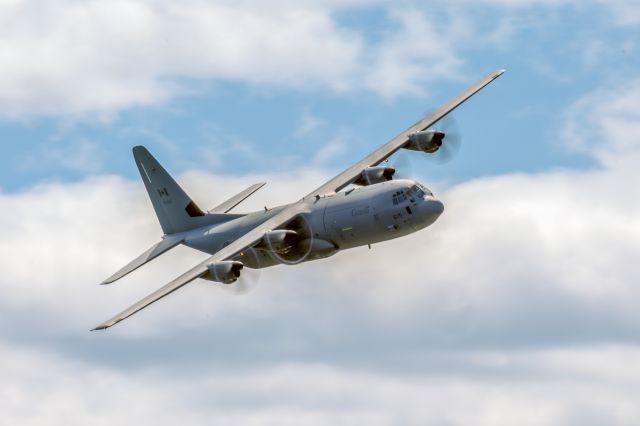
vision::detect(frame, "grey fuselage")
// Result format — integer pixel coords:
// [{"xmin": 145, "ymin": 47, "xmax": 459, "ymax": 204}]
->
[{"xmin": 180, "ymin": 179, "xmax": 444, "ymax": 269}]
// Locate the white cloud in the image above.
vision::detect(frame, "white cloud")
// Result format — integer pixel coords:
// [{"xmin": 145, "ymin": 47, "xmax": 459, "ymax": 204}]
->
[
  {"xmin": 294, "ymin": 111, "xmax": 324, "ymax": 138},
  {"xmin": 0, "ymin": 0, "xmax": 636, "ymax": 118},
  {"xmin": 486, "ymin": 0, "xmax": 640, "ymax": 27},
  {"xmin": 605, "ymin": 1, "xmax": 640, "ymax": 25},
  {"xmin": 362, "ymin": 8, "xmax": 464, "ymax": 98},
  {"xmin": 0, "ymin": 0, "xmax": 471, "ymax": 118},
  {"xmin": 562, "ymin": 78, "xmax": 640, "ymax": 168},
  {"xmin": 0, "ymin": 0, "xmax": 363, "ymax": 118},
  {"xmin": 1, "ymin": 341, "xmax": 640, "ymax": 425}
]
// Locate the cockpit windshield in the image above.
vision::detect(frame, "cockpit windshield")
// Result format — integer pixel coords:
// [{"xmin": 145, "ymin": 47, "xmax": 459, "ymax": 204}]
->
[
  {"xmin": 411, "ymin": 184, "xmax": 433, "ymax": 198},
  {"xmin": 393, "ymin": 184, "xmax": 433, "ymax": 204}
]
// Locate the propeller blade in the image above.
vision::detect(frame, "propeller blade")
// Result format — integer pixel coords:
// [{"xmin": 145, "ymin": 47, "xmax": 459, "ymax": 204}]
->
[
  {"xmin": 229, "ymin": 266, "xmax": 261, "ymax": 295},
  {"xmin": 390, "ymin": 152, "xmax": 414, "ymax": 180},
  {"xmin": 222, "ymin": 249, "xmax": 262, "ymax": 295},
  {"xmin": 432, "ymin": 114, "xmax": 462, "ymax": 164},
  {"xmin": 267, "ymin": 215, "xmax": 315, "ymax": 266}
]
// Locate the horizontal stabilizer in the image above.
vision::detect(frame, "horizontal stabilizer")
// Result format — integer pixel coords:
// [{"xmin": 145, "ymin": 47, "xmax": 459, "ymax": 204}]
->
[
  {"xmin": 209, "ymin": 182, "xmax": 266, "ymax": 213},
  {"xmin": 100, "ymin": 236, "xmax": 183, "ymax": 285}
]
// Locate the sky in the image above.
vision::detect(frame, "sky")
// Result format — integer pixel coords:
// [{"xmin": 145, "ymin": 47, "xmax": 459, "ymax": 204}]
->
[{"xmin": 1, "ymin": 0, "xmax": 640, "ymax": 424}]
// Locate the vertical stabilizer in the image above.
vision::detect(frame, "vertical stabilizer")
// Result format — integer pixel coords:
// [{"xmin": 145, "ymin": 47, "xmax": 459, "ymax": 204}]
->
[{"xmin": 133, "ymin": 146, "xmax": 207, "ymax": 235}]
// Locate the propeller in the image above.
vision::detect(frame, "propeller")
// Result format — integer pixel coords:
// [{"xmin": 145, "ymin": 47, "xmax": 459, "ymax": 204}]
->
[
  {"xmin": 388, "ymin": 151, "xmax": 414, "ymax": 180},
  {"xmin": 222, "ymin": 215, "xmax": 315, "ymax": 294},
  {"xmin": 431, "ymin": 114, "xmax": 462, "ymax": 164},
  {"xmin": 389, "ymin": 114, "xmax": 462, "ymax": 178},
  {"xmin": 266, "ymin": 215, "xmax": 315, "ymax": 266},
  {"xmin": 221, "ymin": 249, "xmax": 263, "ymax": 295},
  {"xmin": 229, "ymin": 266, "xmax": 261, "ymax": 294}
]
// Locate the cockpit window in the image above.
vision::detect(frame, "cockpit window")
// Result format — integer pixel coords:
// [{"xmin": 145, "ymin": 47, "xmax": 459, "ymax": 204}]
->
[
  {"xmin": 393, "ymin": 185, "xmax": 434, "ymax": 204},
  {"xmin": 411, "ymin": 183, "xmax": 433, "ymax": 197},
  {"xmin": 392, "ymin": 190, "xmax": 407, "ymax": 205},
  {"xmin": 410, "ymin": 184, "xmax": 425, "ymax": 198}
]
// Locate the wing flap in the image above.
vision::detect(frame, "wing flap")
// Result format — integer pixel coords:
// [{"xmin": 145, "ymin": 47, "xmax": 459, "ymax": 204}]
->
[{"xmin": 306, "ymin": 69, "xmax": 504, "ymax": 198}]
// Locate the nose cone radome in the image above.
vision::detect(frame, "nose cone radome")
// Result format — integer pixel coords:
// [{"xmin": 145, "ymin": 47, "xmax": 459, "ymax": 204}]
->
[
  {"xmin": 430, "ymin": 199, "xmax": 444, "ymax": 216},
  {"xmin": 418, "ymin": 198, "xmax": 444, "ymax": 226}
]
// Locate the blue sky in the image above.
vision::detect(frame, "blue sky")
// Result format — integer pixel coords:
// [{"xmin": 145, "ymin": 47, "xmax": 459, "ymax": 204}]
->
[
  {"xmin": 1, "ymin": 1, "xmax": 640, "ymax": 425},
  {"xmin": 4, "ymin": 1, "xmax": 636, "ymax": 191}
]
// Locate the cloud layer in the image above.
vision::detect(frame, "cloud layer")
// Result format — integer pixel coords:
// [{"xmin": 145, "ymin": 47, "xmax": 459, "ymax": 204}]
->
[
  {"xmin": 2, "ymin": 341, "xmax": 640, "ymax": 425},
  {"xmin": 0, "ymin": 0, "xmax": 469, "ymax": 118},
  {"xmin": 3, "ymin": 0, "xmax": 635, "ymax": 119}
]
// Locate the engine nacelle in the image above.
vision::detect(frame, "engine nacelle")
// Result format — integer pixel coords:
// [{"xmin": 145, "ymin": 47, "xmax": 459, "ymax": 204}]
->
[
  {"xmin": 275, "ymin": 238, "xmax": 338, "ymax": 263},
  {"xmin": 404, "ymin": 130, "xmax": 445, "ymax": 153},
  {"xmin": 297, "ymin": 238, "xmax": 338, "ymax": 260},
  {"xmin": 255, "ymin": 229, "xmax": 298, "ymax": 252},
  {"xmin": 202, "ymin": 261, "xmax": 244, "ymax": 284},
  {"xmin": 353, "ymin": 166, "xmax": 395, "ymax": 186}
]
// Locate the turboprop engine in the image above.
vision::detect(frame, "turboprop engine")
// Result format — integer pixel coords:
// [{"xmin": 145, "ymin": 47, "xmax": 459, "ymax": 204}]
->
[
  {"xmin": 255, "ymin": 229, "xmax": 298, "ymax": 252},
  {"xmin": 353, "ymin": 166, "xmax": 396, "ymax": 186},
  {"xmin": 202, "ymin": 261, "xmax": 244, "ymax": 284},
  {"xmin": 404, "ymin": 130, "xmax": 445, "ymax": 153}
]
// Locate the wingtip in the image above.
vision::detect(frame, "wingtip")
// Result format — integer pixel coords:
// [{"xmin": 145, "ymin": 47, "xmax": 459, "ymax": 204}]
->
[
  {"xmin": 99, "ymin": 270, "xmax": 122, "ymax": 284},
  {"xmin": 91, "ymin": 318, "xmax": 121, "ymax": 331}
]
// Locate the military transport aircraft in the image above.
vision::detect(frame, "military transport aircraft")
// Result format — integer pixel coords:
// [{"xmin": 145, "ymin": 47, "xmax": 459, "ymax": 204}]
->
[{"xmin": 92, "ymin": 69, "xmax": 504, "ymax": 330}]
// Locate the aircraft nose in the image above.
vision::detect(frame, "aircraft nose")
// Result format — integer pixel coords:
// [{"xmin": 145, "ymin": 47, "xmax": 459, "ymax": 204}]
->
[
  {"xmin": 417, "ymin": 198, "xmax": 444, "ymax": 225},
  {"xmin": 426, "ymin": 199, "xmax": 444, "ymax": 216}
]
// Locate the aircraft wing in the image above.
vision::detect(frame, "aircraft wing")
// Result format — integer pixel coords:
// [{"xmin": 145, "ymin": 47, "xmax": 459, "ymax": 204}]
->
[
  {"xmin": 306, "ymin": 69, "xmax": 505, "ymax": 198},
  {"xmin": 92, "ymin": 203, "xmax": 307, "ymax": 330}
]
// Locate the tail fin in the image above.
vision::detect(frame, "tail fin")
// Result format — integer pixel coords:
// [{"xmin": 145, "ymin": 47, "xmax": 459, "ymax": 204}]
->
[{"xmin": 133, "ymin": 146, "xmax": 209, "ymax": 235}]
